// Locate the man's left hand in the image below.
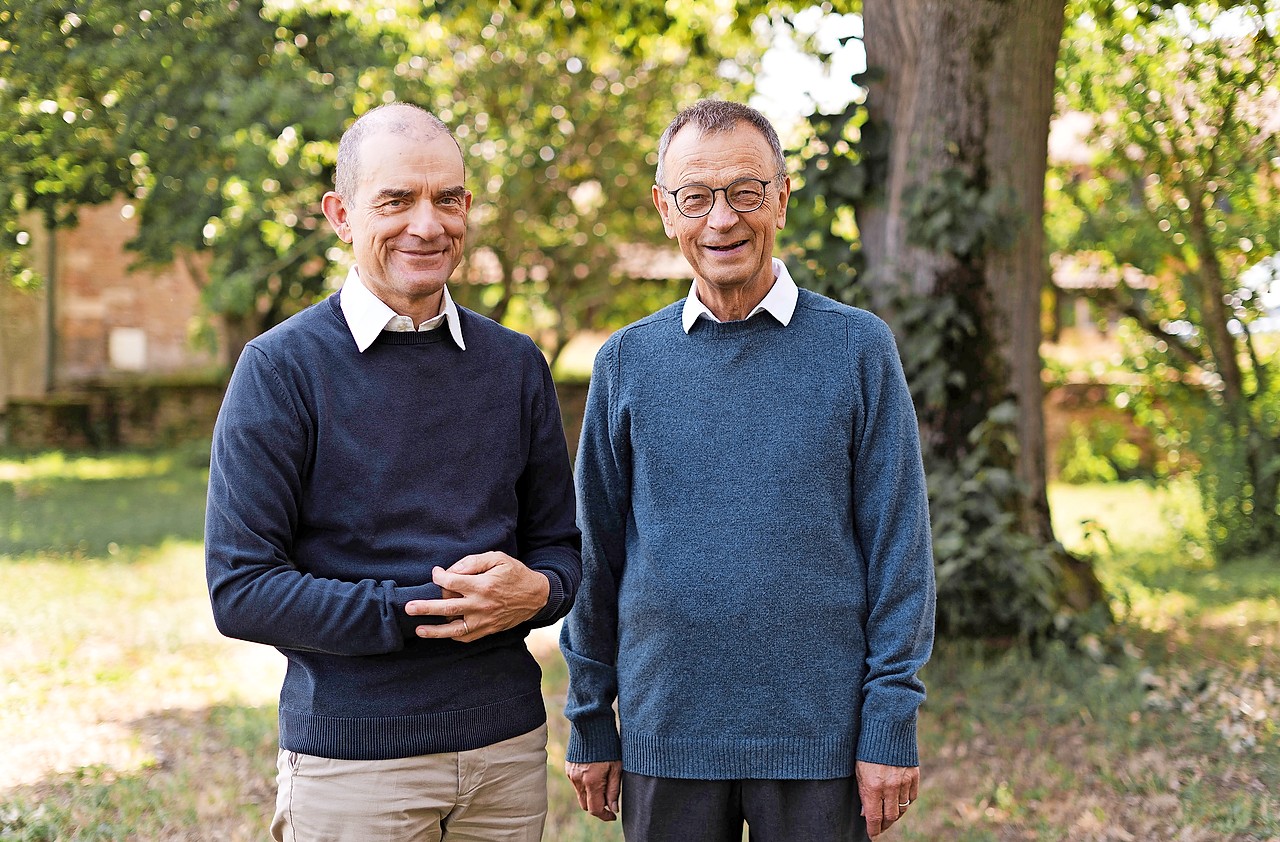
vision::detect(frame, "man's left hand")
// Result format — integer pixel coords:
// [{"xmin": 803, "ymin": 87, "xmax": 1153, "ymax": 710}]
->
[
  {"xmin": 856, "ymin": 760, "xmax": 919, "ymax": 837},
  {"xmin": 405, "ymin": 551, "xmax": 549, "ymax": 642}
]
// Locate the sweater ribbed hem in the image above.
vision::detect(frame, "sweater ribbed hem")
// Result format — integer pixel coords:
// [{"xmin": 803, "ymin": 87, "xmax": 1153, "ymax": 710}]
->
[
  {"xmin": 279, "ymin": 690, "xmax": 546, "ymax": 760},
  {"xmin": 621, "ymin": 732, "xmax": 857, "ymax": 780}
]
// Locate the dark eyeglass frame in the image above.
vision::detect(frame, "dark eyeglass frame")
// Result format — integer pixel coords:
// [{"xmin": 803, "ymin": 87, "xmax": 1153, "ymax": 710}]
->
[{"xmin": 660, "ymin": 173, "xmax": 784, "ymax": 219}]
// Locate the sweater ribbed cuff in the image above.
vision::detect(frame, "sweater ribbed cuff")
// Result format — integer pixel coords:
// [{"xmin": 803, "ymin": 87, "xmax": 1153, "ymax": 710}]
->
[
  {"xmin": 565, "ymin": 715, "xmax": 622, "ymax": 764},
  {"xmin": 529, "ymin": 570, "xmax": 566, "ymax": 627},
  {"xmin": 393, "ymin": 583, "xmax": 447, "ymax": 640},
  {"xmin": 856, "ymin": 716, "xmax": 919, "ymax": 767}
]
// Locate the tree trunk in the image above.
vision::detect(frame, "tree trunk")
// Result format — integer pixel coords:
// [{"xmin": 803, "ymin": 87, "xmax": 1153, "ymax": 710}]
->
[
  {"xmin": 222, "ymin": 312, "xmax": 258, "ymax": 371},
  {"xmin": 1184, "ymin": 181, "xmax": 1245, "ymax": 404},
  {"xmin": 860, "ymin": 0, "xmax": 1065, "ymax": 542}
]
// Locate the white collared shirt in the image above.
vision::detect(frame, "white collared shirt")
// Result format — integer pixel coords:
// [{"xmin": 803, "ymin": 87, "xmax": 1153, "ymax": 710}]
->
[
  {"xmin": 680, "ymin": 258, "xmax": 799, "ymax": 333},
  {"xmin": 339, "ymin": 266, "xmax": 466, "ymax": 352}
]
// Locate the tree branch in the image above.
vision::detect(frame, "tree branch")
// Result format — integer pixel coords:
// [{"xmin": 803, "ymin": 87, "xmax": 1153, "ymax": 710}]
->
[
  {"xmin": 1240, "ymin": 319, "xmax": 1270, "ymax": 397},
  {"xmin": 1118, "ymin": 300, "xmax": 1209, "ymax": 370},
  {"xmin": 239, "ymin": 226, "xmax": 331, "ymax": 290},
  {"xmin": 180, "ymin": 251, "xmax": 209, "ymax": 291}
]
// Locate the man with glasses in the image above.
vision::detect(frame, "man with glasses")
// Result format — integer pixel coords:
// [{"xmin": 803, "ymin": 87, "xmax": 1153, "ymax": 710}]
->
[{"xmin": 560, "ymin": 99, "xmax": 936, "ymax": 841}]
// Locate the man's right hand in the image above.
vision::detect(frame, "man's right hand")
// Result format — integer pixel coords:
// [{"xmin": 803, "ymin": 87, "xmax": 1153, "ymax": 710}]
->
[{"xmin": 565, "ymin": 760, "xmax": 622, "ymax": 822}]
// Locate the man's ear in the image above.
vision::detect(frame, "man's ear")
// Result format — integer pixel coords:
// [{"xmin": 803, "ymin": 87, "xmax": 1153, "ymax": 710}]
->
[
  {"xmin": 775, "ymin": 175, "xmax": 791, "ymax": 231},
  {"xmin": 652, "ymin": 184, "xmax": 677, "ymax": 239},
  {"xmin": 321, "ymin": 191, "xmax": 353, "ymax": 243}
]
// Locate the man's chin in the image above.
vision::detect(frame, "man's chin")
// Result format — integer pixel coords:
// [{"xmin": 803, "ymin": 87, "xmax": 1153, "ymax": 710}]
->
[
  {"xmin": 392, "ymin": 264, "xmax": 455, "ymax": 289},
  {"xmin": 696, "ymin": 266, "xmax": 766, "ymax": 291}
]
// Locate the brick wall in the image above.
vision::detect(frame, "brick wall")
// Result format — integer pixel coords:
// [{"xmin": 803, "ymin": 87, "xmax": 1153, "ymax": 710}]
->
[
  {"xmin": 0, "ymin": 281, "xmax": 46, "ymax": 409},
  {"xmin": 5, "ymin": 380, "xmax": 227, "ymax": 450},
  {"xmin": 52, "ymin": 200, "xmax": 218, "ymax": 382}
]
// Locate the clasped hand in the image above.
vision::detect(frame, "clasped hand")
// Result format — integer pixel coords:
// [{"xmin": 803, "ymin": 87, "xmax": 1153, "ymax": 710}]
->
[{"xmin": 405, "ymin": 551, "xmax": 549, "ymax": 642}]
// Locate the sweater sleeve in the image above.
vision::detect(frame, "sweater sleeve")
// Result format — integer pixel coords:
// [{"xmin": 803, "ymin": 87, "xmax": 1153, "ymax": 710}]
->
[
  {"xmin": 849, "ymin": 316, "xmax": 937, "ymax": 768},
  {"xmin": 559, "ymin": 337, "xmax": 629, "ymax": 764},
  {"xmin": 516, "ymin": 339, "xmax": 583, "ymax": 627},
  {"xmin": 204, "ymin": 345, "xmax": 443, "ymax": 656}
]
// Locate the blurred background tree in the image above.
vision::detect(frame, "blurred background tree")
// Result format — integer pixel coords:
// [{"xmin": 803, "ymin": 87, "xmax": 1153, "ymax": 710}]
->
[
  {"xmin": 1049, "ymin": 0, "xmax": 1280, "ymax": 559},
  {"xmin": 0, "ymin": 0, "xmax": 762, "ymax": 364},
  {"xmin": 785, "ymin": 0, "xmax": 1278, "ymax": 637},
  {"xmin": 785, "ymin": 0, "xmax": 1110, "ymax": 640},
  {"xmin": 379, "ymin": 0, "xmax": 762, "ymax": 364},
  {"xmin": 0, "ymin": 0, "xmax": 395, "ymax": 361},
  {"xmin": 4, "ymin": 0, "xmax": 1278, "ymax": 640}
]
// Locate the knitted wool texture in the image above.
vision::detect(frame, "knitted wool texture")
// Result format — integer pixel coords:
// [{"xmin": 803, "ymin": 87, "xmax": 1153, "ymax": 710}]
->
[
  {"xmin": 561, "ymin": 288, "xmax": 936, "ymax": 779},
  {"xmin": 206, "ymin": 294, "xmax": 581, "ymax": 761}
]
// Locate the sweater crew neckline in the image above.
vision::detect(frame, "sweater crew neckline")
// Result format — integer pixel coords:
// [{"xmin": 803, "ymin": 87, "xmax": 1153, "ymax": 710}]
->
[
  {"xmin": 328, "ymin": 295, "xmax": 452, "ymax": 347},
  {"xmin": 687, "ymin": 310, "xmax": 786, "ymax": 340}
]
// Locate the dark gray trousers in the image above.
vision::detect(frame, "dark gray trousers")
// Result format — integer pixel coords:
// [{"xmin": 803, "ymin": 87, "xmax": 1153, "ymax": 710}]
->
[{"xmin": 621, "ymin": 772, "xmax": 870, "ymax": 842}]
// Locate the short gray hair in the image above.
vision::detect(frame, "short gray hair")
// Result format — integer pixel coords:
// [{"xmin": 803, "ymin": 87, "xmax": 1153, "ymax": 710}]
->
[
  {"xmin": 334, "ymin": 103, "xmax": 458, "ymax": 201},
  {"xmin": 655, "ymin": 99, "xmax": 786, "ymax": 188}
]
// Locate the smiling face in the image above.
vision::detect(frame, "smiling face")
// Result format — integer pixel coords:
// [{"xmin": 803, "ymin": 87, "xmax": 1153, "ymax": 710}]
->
[
  {"xmin": 322, "ymin": 124, "xmax": 471, "ymax": 324},
  {"xmin": 653, "ymin": 121, "xmax": 790, "ymax": 308}
]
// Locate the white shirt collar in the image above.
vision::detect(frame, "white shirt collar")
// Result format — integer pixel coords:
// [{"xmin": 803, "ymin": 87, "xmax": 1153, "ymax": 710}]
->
[
  {"xmin": 681, "ymin": 257, "xmax": 799, "ymax": 334},
  {"xmin": 339, "ymin": 267, "xmax": 466, "ymax": 352}
]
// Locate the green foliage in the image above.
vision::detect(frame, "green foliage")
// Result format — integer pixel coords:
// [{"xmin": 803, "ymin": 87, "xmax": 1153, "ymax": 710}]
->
[
  {"xmin": 0, "ymin": 0, "xmax": 769, "ymax": 361},
  {"xmin": 903, "ymin": 167, "xmax": 1021, "ymax": 258},
  {"xmin": 1057, "ymin": 420, "xmax": 1147, "ymax": 484},
  {"xmin": 887, "ymin": 290, "xmax": 1088, "ymax": 640},
  {"xmin": 1111, "ymin": 321, "xmax": 1280, "ymax": 560},
  {"xmin": 928, "ymin": 401, "xmax": 1068, "ymax": 640},
  {"xmin": 1051, "ymin": 0, "xmax": 1280, "ymax": 558},
  {"xmin": 782, "ymin": 98, "xmax": 868, "ymax": 305},
  {"xmin": 1193, "ymin": 403, "xmax": 1280, "ymax": 560}
]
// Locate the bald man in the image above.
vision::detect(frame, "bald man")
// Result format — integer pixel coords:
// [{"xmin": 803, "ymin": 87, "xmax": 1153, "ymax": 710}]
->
[{"xmin": 206, "ymin": 103, "xmax": 581, "ymax": 842}]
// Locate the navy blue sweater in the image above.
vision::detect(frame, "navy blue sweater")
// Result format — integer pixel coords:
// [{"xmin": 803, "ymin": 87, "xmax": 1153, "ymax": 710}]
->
[
  {"xmin": 205, "ymin": 293, "xmax": 581, "ymax": 760},
  {"xmin": 561, "ymin": 288, "xmax": 935, "ymax": 779}
]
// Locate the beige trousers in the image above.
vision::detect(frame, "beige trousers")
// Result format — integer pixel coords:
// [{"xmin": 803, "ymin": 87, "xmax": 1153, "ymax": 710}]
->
[{"xmin": 271, "ymin": 724, "xmax": 548, "ymax": 842}]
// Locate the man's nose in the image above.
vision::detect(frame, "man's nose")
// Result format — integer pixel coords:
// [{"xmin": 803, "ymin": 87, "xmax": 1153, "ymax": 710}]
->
[
  {"xmin": 705, "ymin": 192, "xmax": 740, "ymax": 228},
  {"xmin": 405, "ymin": 201, "xmax": 446, "ymax": 238}
]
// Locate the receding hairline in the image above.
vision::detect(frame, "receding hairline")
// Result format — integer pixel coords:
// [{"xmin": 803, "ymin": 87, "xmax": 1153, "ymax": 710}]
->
[
  {"xmin": 334, "ymin": 103, "xmax": 462, "ymax": 201},
  {"xmin": 358, "ymin": 102, "xmax": 448, "ymax": 140},
  {"xmin": 655, "ymin": 100, "xmax": 786, "ymax": 188}
]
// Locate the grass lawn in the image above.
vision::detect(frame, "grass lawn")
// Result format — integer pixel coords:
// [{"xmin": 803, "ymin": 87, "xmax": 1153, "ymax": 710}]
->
[{"xmin": 0, "ymin": 449, "xmax": 1276, "ymax": 840}]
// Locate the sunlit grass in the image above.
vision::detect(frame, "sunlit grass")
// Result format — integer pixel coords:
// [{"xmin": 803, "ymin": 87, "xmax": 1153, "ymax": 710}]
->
[
  {"xmin": 0, "ymin": 450, "xmax": 181, "ymax": 482},
  {"xmin": 1, "ymin": 452, "xmax": 1275, "ymax": 840},
  {"xmin": 0, "ymin": 445, "xmax": 209, "ymax": 557},
  {"xmin": 1050, "ymin": 476, "xmax": 1206, "ymax": 556},
  {"xmin": 0, "ymin": 541, "xmax": 283, "ymax": 788}
]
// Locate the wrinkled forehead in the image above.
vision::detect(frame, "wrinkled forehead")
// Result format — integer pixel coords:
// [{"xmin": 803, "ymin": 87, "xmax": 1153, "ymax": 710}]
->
[
  {"xmin": 357, "ymin": 131, "xmax": 464, "ymax": 190},
  {"xmin": 664, "ymin": 123, "xmax": 776, "ymax": 183}
]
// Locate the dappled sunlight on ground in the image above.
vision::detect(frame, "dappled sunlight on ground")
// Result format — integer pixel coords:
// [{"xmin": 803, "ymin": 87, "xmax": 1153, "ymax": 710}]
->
[
  {"xmin": 0, "ymin": 541, "xmax": 283, "ymax": 791},
  {"xmin": 1119, "ymin": 584, "xmax": 1198, "ymax": 633},
  {"xmin": 0, "ymin": 451, "xmax": 180, "ymax": 483},
  {"xmin": 1049, "ymin": 479, "xmax": 1206, "ymax": 557},
  {"xmin": 2, "ymin": 460, "xmax": 1275, "ymax": 840}
]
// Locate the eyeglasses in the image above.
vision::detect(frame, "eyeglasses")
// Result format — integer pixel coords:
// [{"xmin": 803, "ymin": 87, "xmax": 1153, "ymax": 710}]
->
[{"xmin": 660, "ymin": 175, "xmax": 782, "ymax": 219}]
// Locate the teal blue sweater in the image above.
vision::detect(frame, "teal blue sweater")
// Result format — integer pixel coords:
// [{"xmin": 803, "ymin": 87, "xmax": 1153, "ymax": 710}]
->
[
  {"xmin": 560, "ymin": 288, "xmax": 935, "ymax": 779},
  {"xmin": 206, "ymin": 294, "xmax": 580, "ymax": 760}
]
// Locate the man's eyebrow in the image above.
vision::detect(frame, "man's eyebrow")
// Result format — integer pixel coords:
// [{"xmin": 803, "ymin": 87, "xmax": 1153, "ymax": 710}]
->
[
  {"xmin": 437, "ymin": 185, "xmax": 467, "ymax": 199},
  {"xmin": 370, "ymin": 187, "xmax": 414, "ymax": 203}
]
